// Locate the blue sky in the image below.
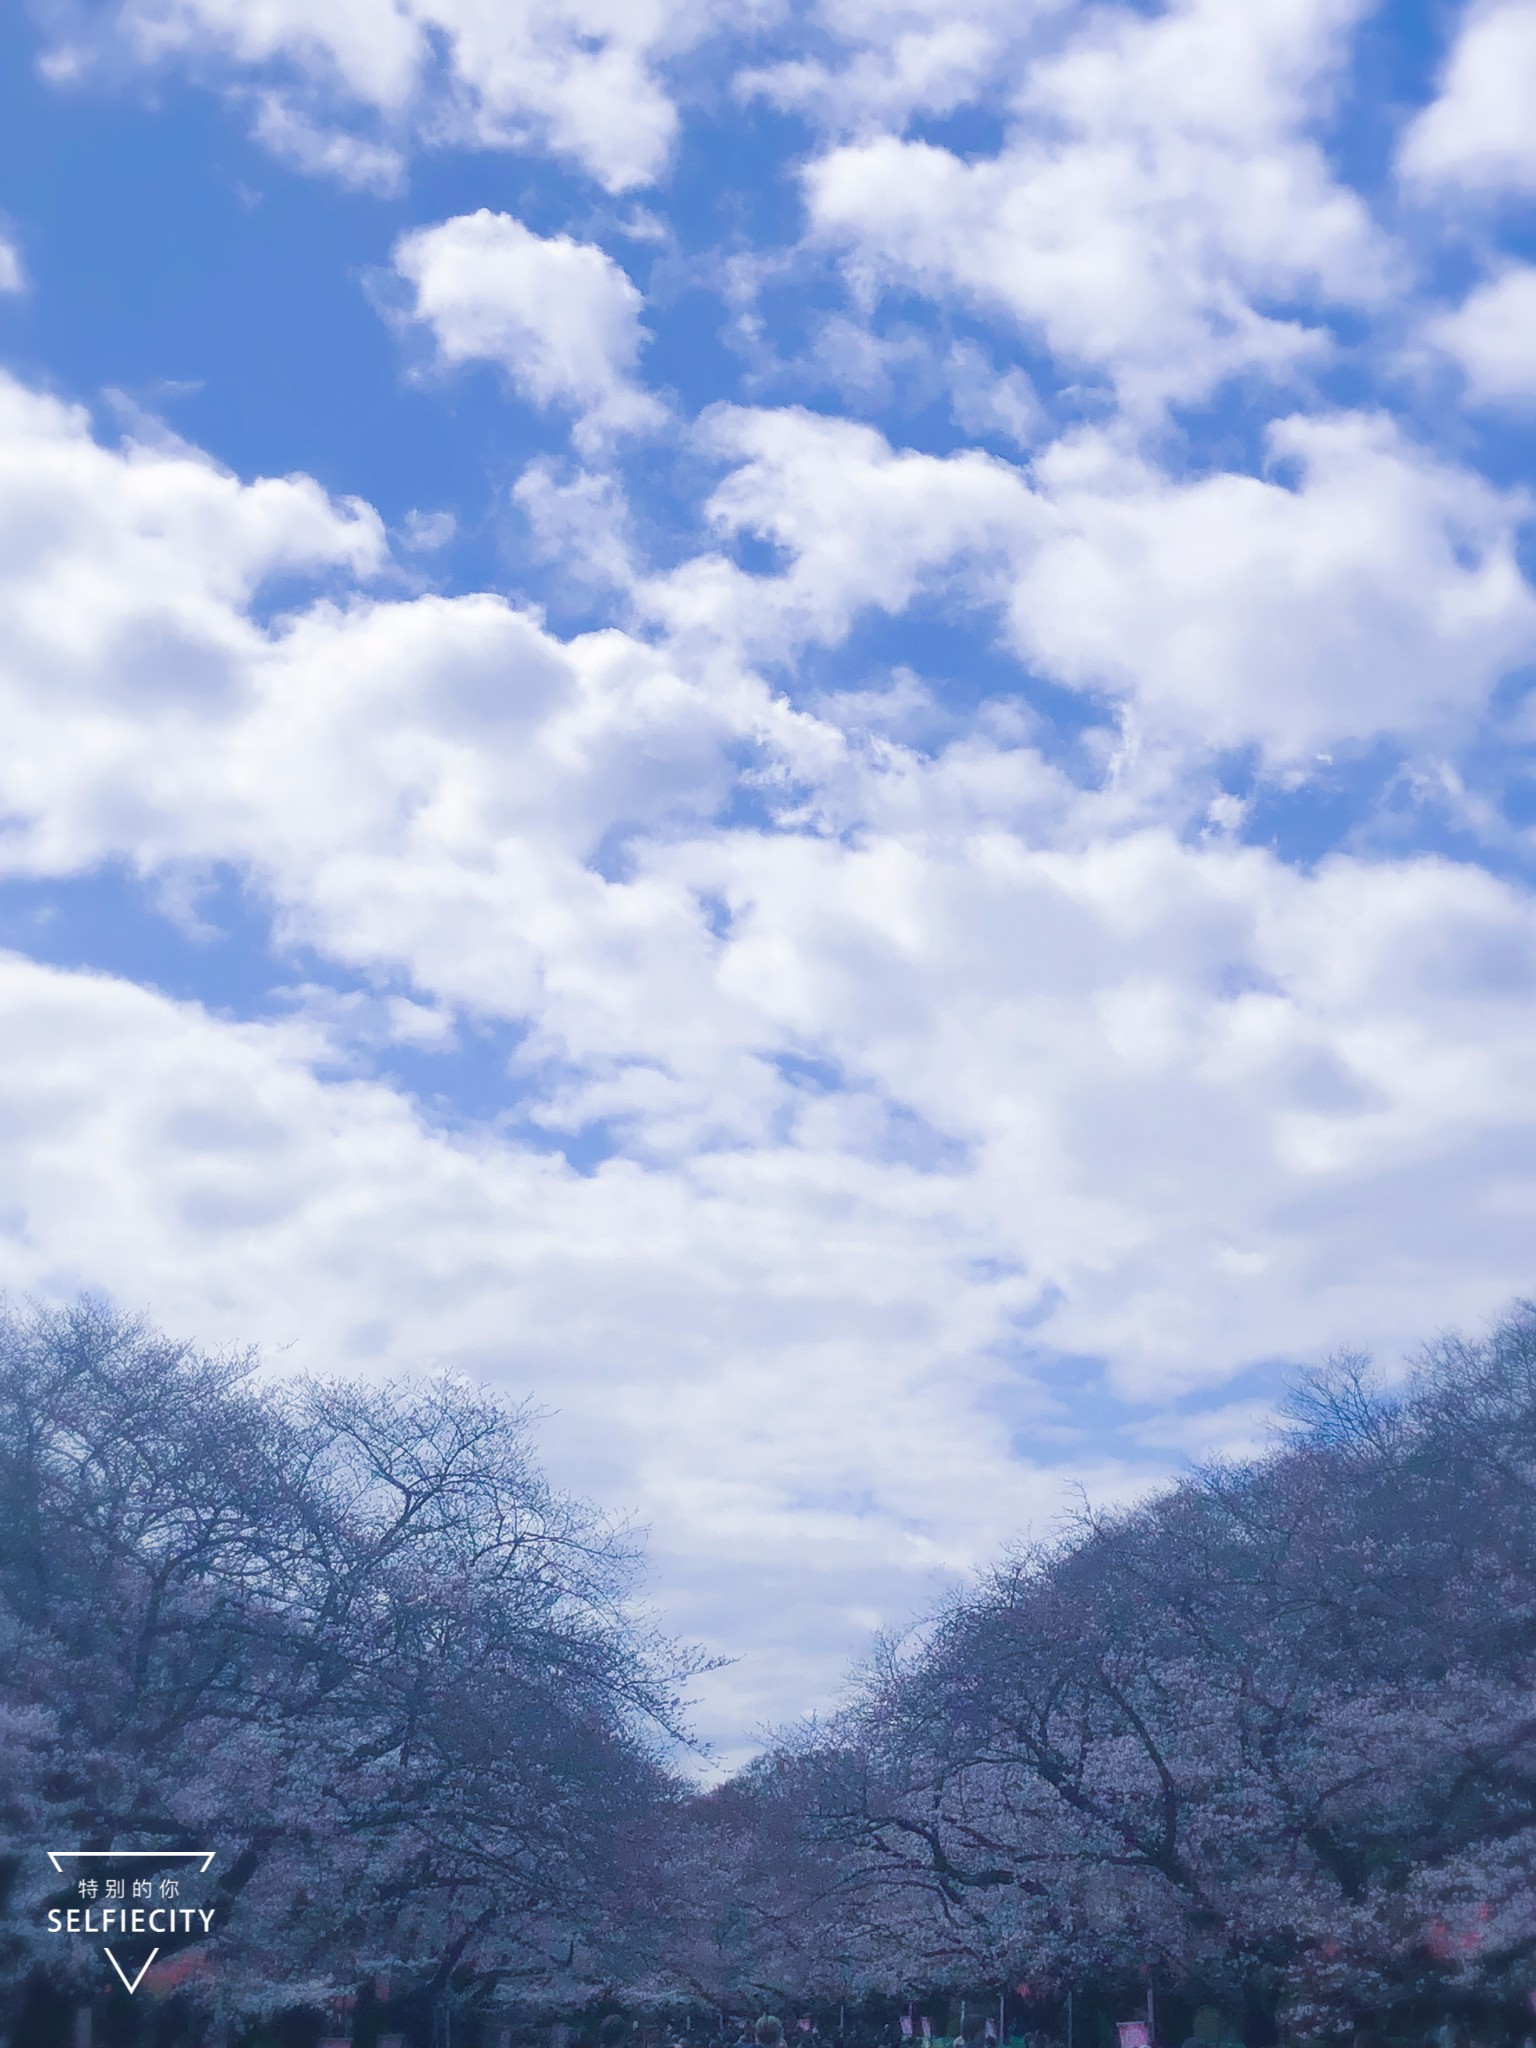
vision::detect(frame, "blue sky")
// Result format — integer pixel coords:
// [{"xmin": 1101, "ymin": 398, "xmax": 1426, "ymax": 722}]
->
[{"xmin": 3, "ymin": 0, "xmax": 1536, "ymax": 1766}]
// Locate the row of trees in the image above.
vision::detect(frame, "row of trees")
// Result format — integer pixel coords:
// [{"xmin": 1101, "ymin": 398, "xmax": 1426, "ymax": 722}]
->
[
  {"xmin": 2, "ymin": 1298, "xmax": 1534, "ymax": 2043},
  {"xmin": 650, "ymin": 1313, "xmax": 1536, "ymax": 2042},
  {"xmin": 0, "ymin": 1298, "xmax": 699, "ymax": 2035}
]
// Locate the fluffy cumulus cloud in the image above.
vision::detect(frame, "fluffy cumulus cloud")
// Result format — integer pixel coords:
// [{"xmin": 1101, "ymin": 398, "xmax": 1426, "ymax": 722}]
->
[
  {"xmin": 645, "ymin": 406, "xmax": 1038, "ymax": 656},
  {"xmin": 8, "ymin": 0, "xmax": 1536, "ymax": 1748},
  {"xmin": 641, "ymin": 406, "xmax": 1535, "ymax": 757},
  {"xmin": 804, "ymin": 0, "xmax": 1388, "ymax": 409},
  {"xmin": 2, "ymin": 366, "xmax": 1536, "ymax": 1744},
  {"xmin": 0, "ymin": 947, "xmax": 1009, "ymax": 1743},
  {"xmin": 1010, "ymin": 413, "xmax": 1536, "ymax": 754},
  {"xmin": 395, "ymin": 212, "xmax": 661, "ymax": 442},
  {"xmin": 1399, "ymin": 0, "xmax": 1536, "ymax": 197},
  {"xmin": 50, "ymin": 0, "xmax": 710, "ymax": 190}
]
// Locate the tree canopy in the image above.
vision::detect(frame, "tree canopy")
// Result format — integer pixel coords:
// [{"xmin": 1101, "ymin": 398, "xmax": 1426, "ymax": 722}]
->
[
  {"xmin": 0, "ymin": 1298, "xmax": 698, "ymax": 2025},
  {"xmin": 689, "ymin": 1309, "xmax": 1536, "ymax": 2037}
]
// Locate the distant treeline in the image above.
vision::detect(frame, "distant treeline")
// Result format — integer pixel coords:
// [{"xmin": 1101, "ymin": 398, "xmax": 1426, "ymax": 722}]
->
[{"xmin": 1, "ymin": 1298, "xmax": 1533, "ymax": 2047}]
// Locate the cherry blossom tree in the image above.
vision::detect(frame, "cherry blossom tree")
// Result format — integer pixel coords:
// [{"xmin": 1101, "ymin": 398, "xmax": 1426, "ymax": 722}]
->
[
  {"xmin": 5, "ymin": 1293, "xmax": 1534, "ymax": 2042},
  {"xmin": 0, "ymin": 1297, "xmax": 700, "ymax": 2031},
  {"xmin": 750, "ymin": 1306, "xmax": 1536, "ymax": 2040}
]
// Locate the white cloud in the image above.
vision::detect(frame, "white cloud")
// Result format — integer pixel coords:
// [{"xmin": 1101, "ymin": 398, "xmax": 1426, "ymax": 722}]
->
[
  {"xmin": 739, "ymin": 0, "xmax": 1064, "ymax": 130},
  {"xmin": 803, "ymin": 0, "xmax": 1388, "ymax": 410},
  {"xmin": 641, "ymin": 405, "xmax": 1536, "ymax": 758},
  {"xmin": 1010, "ymin": 411, "xmax": 1536, "ymax": 756},
  {"xmin": 0, "ymin": 378, "xmax": 383, "ymax": 879},
  {"xmin": 6, "ymin": 0, "xmax": 1536, "ymax": 1770},
  {"xmin": 249, "ymin": 92, "xmax": 405, "ymax": 193},
  {"xmin": 394, "ymin": 211, "xmax": 661, "ymax": 445},
  {"xmin": 946, "ymin": 342, "xmax": 1043, "ymax": 449},
  {"xmin": 0, "ymin": 236, "xmax": 23, "ymax": 295},
  {"xmin": 644, "ymin": 405, "xmax": 1037, "ymax": 657},
  {"xmin": 1425, "ymin": 264, "xmax": 1536, "ymax": 406},
  {"xmin": 2, "ymin": 367, "xmax": 1536, "ymax": 1746},
  {"xmin": 1399, "ymin": 0, "xmax": 1536, "ymax": 197},
  {"xmin": 514, "ymin": 459, "xmax": 638, "ymax": 590},
  {"xmin": 396, "ymin": 506, "xmax": 457, "ymax": 552},
  {"xmin": 0, "ymin": 929, "xmax": 1167, "ymax": 1760},
  {"xmin": 58, "ymin": 0, "xmax": 712, "ymax": 192}
]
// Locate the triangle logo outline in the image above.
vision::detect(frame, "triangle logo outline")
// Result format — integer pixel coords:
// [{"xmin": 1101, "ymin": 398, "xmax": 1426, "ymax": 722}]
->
[{"xmin": 103, "ymin": 1947, "xmax": 160, "ymax": 1996}]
